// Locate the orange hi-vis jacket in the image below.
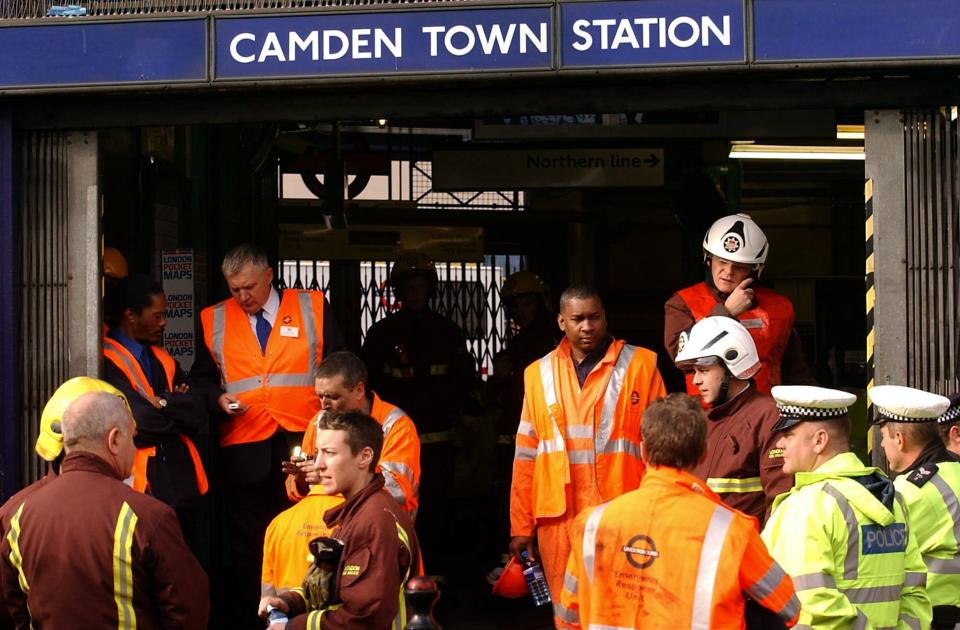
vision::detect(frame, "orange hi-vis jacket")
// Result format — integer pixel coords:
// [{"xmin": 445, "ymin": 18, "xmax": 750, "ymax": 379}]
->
[
  {"xmin": 286, "ymin": 394, "xmax": 421, "ymax": 514},
  {"xmin": 677, "ymin": 282, "xmax": 794, "ymax": 395},
  {"xmin": 103, "ymin": 336, "xmax": 209, "ymax": 496},
  {"xmin": 557, "ymin": 466, "xmax": 801, "ymax": 630},
  {"xmin": 510, "ymin": 338, "xmax": 665, "ymax": 535},
  {"xmin": 201, "ymin": 289, "xmax": 325, "ymax": 446}
]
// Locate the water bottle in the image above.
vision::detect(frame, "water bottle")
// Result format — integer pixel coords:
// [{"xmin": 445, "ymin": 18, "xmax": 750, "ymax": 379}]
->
[{"xmin": 520, "ymin": 550, "xmax": 552, "ymax": 607}]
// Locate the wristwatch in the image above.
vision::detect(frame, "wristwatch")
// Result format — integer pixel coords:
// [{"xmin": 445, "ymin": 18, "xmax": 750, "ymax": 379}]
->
[{"xmin": 157, "ymin": 396, "xmax": 168, "ymax": 409}]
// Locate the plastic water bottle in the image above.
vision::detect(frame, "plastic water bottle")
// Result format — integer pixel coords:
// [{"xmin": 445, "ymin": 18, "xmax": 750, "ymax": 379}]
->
[{"xmin": 520, "ymin": 550, "xmax": 552, "ymax": 607}]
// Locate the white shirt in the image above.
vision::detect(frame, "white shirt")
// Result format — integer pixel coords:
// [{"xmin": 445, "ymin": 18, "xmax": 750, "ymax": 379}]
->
[{"xmin": 247, "ymin": 287, "xmax": 279, "ymax": 336}]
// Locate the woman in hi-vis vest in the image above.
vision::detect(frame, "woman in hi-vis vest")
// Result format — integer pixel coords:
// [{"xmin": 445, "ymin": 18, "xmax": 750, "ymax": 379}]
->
[{"xmin": 664, "ymin": 213, "xmax": 815, "ymax": 398}]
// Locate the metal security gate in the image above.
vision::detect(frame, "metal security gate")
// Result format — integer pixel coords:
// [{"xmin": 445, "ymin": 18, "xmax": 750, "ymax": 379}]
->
[{"xmin": 18, "ymin": 131, "xmax": 70, "ymax": 486}]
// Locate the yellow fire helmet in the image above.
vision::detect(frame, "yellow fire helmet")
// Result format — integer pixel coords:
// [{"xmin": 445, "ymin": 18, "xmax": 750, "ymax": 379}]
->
[
  {"xmin": 103, "ymin": 246, "xmax": 129, "ymax": 280},
  {"xmin": 36, "ymin": 377, "xmax": 130, "ymax": 461},
  {"xmin": 502, "ymin": 271, "xmax": 549, "ymax": 299},
  {"xmin": 389, "ymin": 250, "xmax": 438, "ymax": 287}
]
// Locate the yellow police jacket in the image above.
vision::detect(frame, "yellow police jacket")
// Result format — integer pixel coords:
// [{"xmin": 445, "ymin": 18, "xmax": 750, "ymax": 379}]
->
[
  {"xmin": 761, "ymin": 452, "xmax": 932, "ymax": 630},
  {"xmin": 895, "ymin": 459, "xmax": 960, "ymax": 610}
]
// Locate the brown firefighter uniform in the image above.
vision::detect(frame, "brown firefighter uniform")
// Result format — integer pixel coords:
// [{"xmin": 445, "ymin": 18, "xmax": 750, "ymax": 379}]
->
[
  {"xmin": 278, "ymin": 475, "xmax": 422, "ymax": 629},
  {"xmin": 691, "ymin": 383, "xmax": 794, "ymax": 525},
  {"xmin": 0, "ymin": 452, "xmax": 209, "ymax": 629}
]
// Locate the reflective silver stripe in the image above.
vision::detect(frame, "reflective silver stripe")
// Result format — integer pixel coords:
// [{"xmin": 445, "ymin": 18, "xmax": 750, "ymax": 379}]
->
[
  {"xmin": 600, "ymin": 438, "xmax": 641, "ymax": 459},
  {"xmin": 822, "ymin": 483, "xmax": 859, "ymax": 579},
  {"xmin": 381, "ymin": 408, "xmax": 406, "ymax": 435},
  {"xmin": 747, "ymin": 561, "xmax": 788, "ymax": 603},
  {"xmin": 582, "ymin": 502, "xmax": 609, "ymax": 584},
  {"xmin": 104, "ymin": 344, "xmax": 151, "ymax": 398},
  {"xmin": 382, "ymin": 470, "xmax": 405, "ymax": 503},
  {"xmin": 514, "ymin": 445, "xmax": 537, "ymax": 461},
  {"xmin": 381, "ymin": 462, "xmax": 415, "ymax": 482},
  {"xmin": 538, "ymin": 353, "xmax": 567, "ymax": 456},
  {"xmin": 298, "ymin": 291, "xmax": 320, "ymax": 375},
  {"xmin": 224, "ymin": 375, "xmax": 262, "ymax": 393},
  {"xmin": 903, "ymin": 571, "xmax": 926, "ymax": 587},
  {"xmin": 792, "ymin": 572, "xmax": 837, "ymax": 591},
  {"xmin": 563, "ymin": 570, "xmax": 578, "ymax": 594},
  {"xmin": 691, "ymin": 505, "xmax": 734, "ymax": 630},
  {"xmin": 554, "ymin": 601, "xmax": 580, "ymax": 624},
  {"xmin": 780, "ymin": 593, "xmax": 801, "ymax": 623},
  {"xmin": 588, "ymin": 625, "xmax": 634, "ymax": 630},
  {"xmin": 568, "ymin": 449, "xmax": 596, "ymax": 464},
  {"xmin": 566, "ymin": 424, "xmax": 594, "ymax": 439},
  {"xmin": 852, "ymin": 610, "xmax": 869, "ymax": 630},
  {"xmin": 930, "ymin": 474, "xmax": 960, "ymax": 547},
  {"xmin": 211, "ymin": 303, "xmax": 227, "ymax": 382},
  {"xmin": 899, "ymin": 613, "xmax": 921, "ymax": 630},
  {"xmin": 517, "ymin": 420, "xmax": 536, "ymax": 438},
  {"xmin": 841, "ymin": 584, "xmax": 902, "ymax": 604},
  {"xmin": 223, "ymin": 372, "xmax": 315, "ymax": 393},
  {"xmin": 596, "ymin": 344, "xmax": 636, "ymax": 456},
  {"xmin": 924, "ymin": 555, "xmax": 960, "ymax": 573}
]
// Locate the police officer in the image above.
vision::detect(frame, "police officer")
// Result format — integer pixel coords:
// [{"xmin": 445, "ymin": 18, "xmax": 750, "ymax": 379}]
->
[
  {"xmin": 675, "ymin": 316, "xmax": 792, "ymax": 524},
  {"xmin": 761, "ymin": 386, "xmax": 932, "ymax": 629},
  {"xmin": 872, "ymin": 385, "xmax": 960, "ymax": 629},
  {"xmin": 360, "ymin": 251, "xmax": 476, "ymax": 575},
  {"xmin": 664, "ymin": 213, "xmax": 813, "ymax": 397}
]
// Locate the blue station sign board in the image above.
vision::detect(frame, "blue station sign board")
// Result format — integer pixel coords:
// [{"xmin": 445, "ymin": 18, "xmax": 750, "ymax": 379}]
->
[{"xmin": 0, "ymin": 0, "xmax": 956, "ymax": 90}]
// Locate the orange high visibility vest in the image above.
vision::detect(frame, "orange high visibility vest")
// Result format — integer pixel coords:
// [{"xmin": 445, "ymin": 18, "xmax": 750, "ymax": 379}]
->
[
  {"xmin": 103, "ymin": 336, "xmax": 209, "ymax": 495},
  {"xmin": 286, "ymin": 394, "xmax": 421, "ymax": 515},
  {"xmin": 512, "ymin": 338, "xmax": 665, "ymax": 526},
  {"xmin": 677, "ymin": 282, "xmax": 794, "ymax": 395},
  {"xmin": 201, "ymin": 289, "xmax": 325, "ymax": 446},
  {"xmin": 557, "ymin": 466, "xmax": 800, "ymax": 629}
]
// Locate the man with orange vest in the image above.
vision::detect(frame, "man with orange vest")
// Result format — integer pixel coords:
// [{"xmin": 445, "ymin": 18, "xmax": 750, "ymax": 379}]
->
[
  {"xmin": 509, "ymin": 285, "xmax": 667, "ymax": 616},
  {"xmin": 283, "ymin": 351, "xmax": 420, "ymax": 514},
  {"xmin": 102, "ymin": 273, "xmax": 208, "ymax": 544},
  {"xmin": 558, "ymin": 394, "xmax": 800, "ymax": 629},
  {"xmin": 664, "ymin": 213, "xmax": 813, "ymax": 397},
  {"xmin": 189, "ymin": 243, "xmax": 345, "ymax": 630}
]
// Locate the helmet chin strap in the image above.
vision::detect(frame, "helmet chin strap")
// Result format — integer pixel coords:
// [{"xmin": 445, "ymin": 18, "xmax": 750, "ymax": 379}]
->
[{"xmin": 715, "ymin": 370, "xmax": 731, "ymax": 406}]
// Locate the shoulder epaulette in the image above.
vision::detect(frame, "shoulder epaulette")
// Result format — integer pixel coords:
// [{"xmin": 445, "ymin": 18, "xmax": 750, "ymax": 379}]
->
[{"xmin": 907, "ymin": 463, "xmax": 939, "ymax": 487}]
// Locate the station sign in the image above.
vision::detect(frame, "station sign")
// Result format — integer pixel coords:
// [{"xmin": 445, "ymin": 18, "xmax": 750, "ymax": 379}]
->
[{"xmin": 431, "ymin": 148, "xmax": 665, "ymax": 189}]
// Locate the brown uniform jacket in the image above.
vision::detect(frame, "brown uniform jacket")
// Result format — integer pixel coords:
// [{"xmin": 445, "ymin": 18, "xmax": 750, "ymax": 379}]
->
[
  {"xmin": 663, "ymin": 285, "xmax": 814, "ymax": 384},
  {"xmin": 0, "ymin": 472, "xmax": 55, "ymax": 630},
  {"xmin": 0, "ymin": 452, "xmax": 209, "ymax": 629},
  {"xmin": 284, "ymin": 475, "xmax": 421, "ymax": 630},
  {"xmin": 691, "ymin": 385, "xmax": 794, "ymax": 526}
]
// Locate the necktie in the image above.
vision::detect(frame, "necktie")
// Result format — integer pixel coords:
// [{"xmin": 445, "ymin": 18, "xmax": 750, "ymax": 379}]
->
[{"xmin": 255, "ymin": 310, "xmax": 272, "ymax": 353}]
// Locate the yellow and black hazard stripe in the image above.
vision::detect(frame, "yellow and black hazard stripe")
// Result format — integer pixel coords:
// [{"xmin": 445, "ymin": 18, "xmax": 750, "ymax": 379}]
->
[{"xmin": 865, "ymin": 178, "xmax": 876, "ymax": 453}]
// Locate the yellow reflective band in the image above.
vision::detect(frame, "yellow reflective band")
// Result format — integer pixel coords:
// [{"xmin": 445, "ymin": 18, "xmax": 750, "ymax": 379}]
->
[
  {"xmin": 308, "ymin": 609, "xmax": 323, "ymax": 630},
  {"xmin": 7, "ymin": 503, "xmax": 29, "ymax": 594},
  {"xmin": 113, "ymin": 502, "xmax": 139, "ymax": 630},
  {"xmin": 706, "ymin": 477, "xmax": 762, "ymax": 493}
]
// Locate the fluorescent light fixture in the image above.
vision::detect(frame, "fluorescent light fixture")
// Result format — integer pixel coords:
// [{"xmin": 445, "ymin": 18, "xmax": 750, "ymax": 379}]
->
[
  {"xmin": 836, "ymin": 124, "xmax": 865, "ymax": 140},
  {"xmin": 729, "ymin": 144, "xmax": 865, "ymax": 161}
]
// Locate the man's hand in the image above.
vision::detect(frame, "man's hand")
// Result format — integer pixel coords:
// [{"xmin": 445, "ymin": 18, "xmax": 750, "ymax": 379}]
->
[
  {"xmin": 723, "ymin": 278, "xmax": 755, "ymax": 317},
  {"xmin": 173, "ymin": 383, "xmax": 190, "ymax": 394},
  {"xmin": 218, "ymin": 393, "xmax": 248, "ymax": 415},
  {"xmin": 509, "ymin": 536, "xmax": 537, "ymax": 564},
  {"xmin": 257, "ymin": 596, "xmax": 288, "ymax": 617}
]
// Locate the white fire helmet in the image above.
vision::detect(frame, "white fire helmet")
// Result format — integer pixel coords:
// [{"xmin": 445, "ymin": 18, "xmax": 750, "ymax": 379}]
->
[
  {"xmin": 702, "ymin": 213, "xmax": 769, "ymax": 274},
  {"xmin": 675, "ymin": 316, "xmax": 761, "ymax": 381}
]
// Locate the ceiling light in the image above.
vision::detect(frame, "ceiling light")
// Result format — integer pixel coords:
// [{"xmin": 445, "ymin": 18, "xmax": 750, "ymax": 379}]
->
[
  {"xmin": 729, "ymin": 144, "xmax": 864, "ymax": 161},
  {"xmin": 836, "ymin": 124, "xmax": 865, "ymax": 140}
]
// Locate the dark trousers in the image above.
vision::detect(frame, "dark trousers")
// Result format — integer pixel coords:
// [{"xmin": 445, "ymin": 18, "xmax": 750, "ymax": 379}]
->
[{"xmin": 218, "ymin": 431, "xmax": 302, "ymax": 630}]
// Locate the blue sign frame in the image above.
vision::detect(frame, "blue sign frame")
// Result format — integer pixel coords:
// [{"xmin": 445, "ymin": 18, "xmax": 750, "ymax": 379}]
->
[
  {"xmin": 560, "ymin": 0, "xmax": 746, "ymax": 68},
  {"xmin": 214, "ymin": 7, "xmax": 554, "ymax": 80},
  {"xmin": 0, "ymin": 19, "xmax": 207, "ymax": 89}
]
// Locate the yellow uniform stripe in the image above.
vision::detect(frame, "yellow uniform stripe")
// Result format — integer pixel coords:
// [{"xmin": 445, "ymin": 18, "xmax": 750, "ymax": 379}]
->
[
  {"xmin": 112, "ymin": 502, "xmax": 139, "ymax": 630},
  {"xmin": 6, "ymin": 503, "xmax": 29, "ymax": 594},
  {"xmin": 706, "ymin": 477, "xmax": 763, "ymax": 493}
]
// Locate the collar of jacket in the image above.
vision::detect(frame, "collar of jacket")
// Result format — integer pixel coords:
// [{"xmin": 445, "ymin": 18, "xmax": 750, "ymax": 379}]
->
[
  {"xmin": 793, "ymin": 451, "xmax": 896, "ymax": 525},
  {"xmin": 60, "ymin": 451, "xmax": 122, "ymax": 480},
  {"xmin": 902, "ymin": 438, "xmax": 960, "ymax": 475},
  {"xmin": 707, "ymin": 381, "xmax": 757, "ymax": 421},
  {"xmin": 555, "ymin": 335, "xmax": 617, "ymax": 365},
  {"xmin": 323, "ymin": 473, "xmax": 386, "ymax": 529},
  {"xmin": 643, "ymin": 465, "xmax": 725, "ymax": 504}
]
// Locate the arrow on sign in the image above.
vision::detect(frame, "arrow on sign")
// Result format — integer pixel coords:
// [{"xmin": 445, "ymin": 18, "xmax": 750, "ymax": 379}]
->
[{"xmin": 644, "ymin": 154, "xmax": 660, "ymax": 167}]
